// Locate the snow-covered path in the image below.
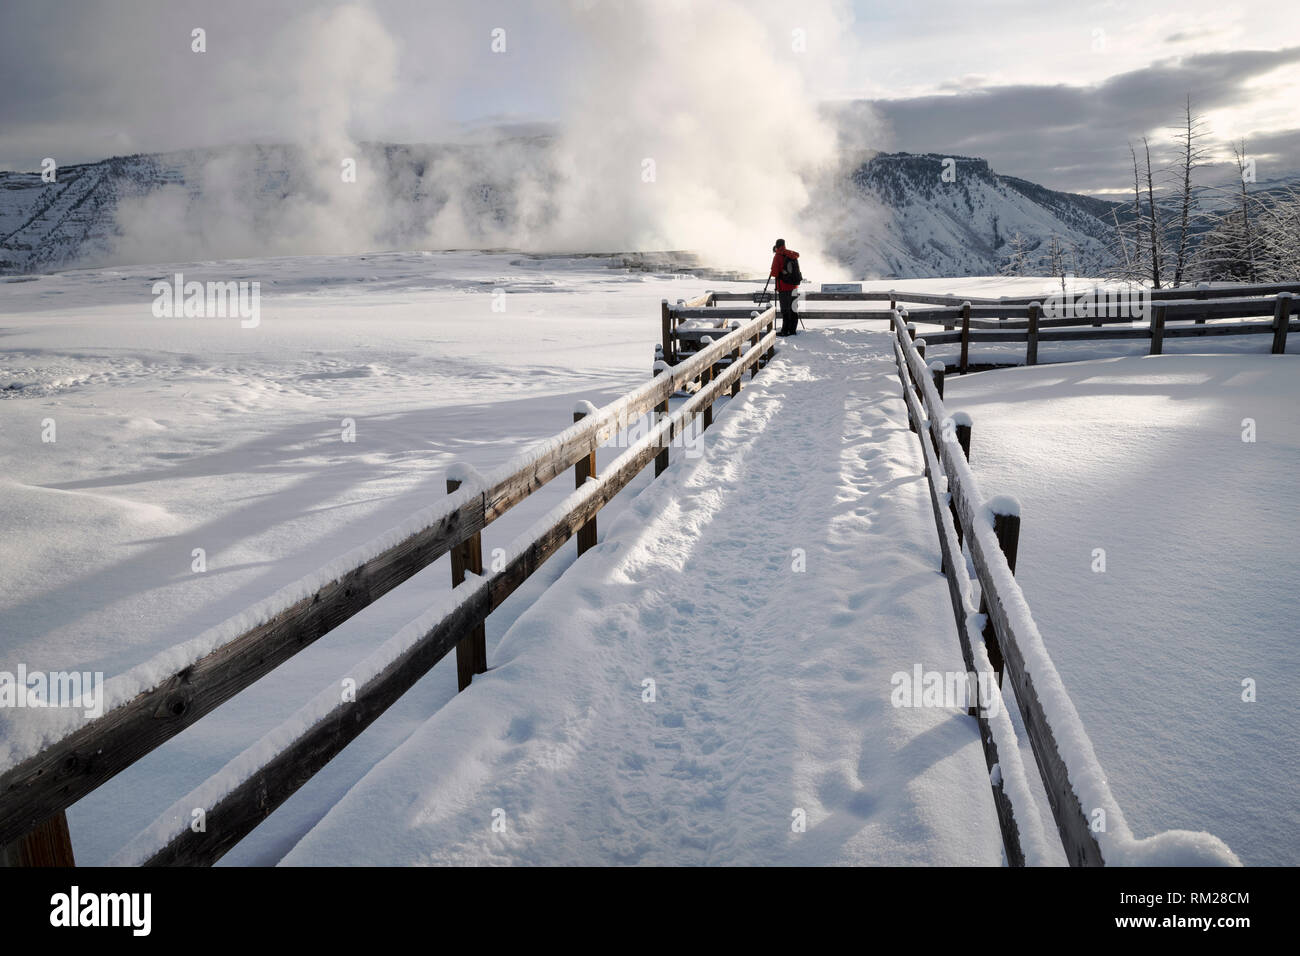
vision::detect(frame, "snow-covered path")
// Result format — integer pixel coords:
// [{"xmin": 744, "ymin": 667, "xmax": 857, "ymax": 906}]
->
[{"xmin": 283, "ymin": 329, "xmax": 1005, "ymax": 866}]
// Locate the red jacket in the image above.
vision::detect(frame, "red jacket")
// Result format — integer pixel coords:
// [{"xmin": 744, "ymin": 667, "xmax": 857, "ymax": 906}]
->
[{"xmin": 770, "ymin": 249, "xmax": 800, "ymax": 292}]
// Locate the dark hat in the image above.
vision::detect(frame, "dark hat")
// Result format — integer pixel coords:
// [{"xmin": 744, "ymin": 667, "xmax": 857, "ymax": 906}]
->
[{"xmin": 773, "ymin": 238, "xmax": 785, "ymax": 251}]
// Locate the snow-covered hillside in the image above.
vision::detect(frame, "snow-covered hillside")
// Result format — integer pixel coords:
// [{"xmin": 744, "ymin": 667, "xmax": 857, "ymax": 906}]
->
[
  {"xmin": 816, "ymin": 153, "xmax": 1117, "ymax": 279},
  {"xmin": 2, "ymin": 145, "xmax": 1124, "ymax": 280}
]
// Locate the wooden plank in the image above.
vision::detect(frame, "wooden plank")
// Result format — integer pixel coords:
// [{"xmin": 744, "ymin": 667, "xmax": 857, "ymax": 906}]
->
[
  {"xmin": 1150, "ymin": 304, "xmax": 1166, "ymax": 355},
  {"xmin": 447, "ymin": 477, "xmax": 487, "ymax": 692},
  {"xmin": 959, "ymin": 303, "xmax": 971, "ymax": 374},
  {"xmin": 0, "ymin": 811, "xmax": 75, "ymax": 867},
  {"xmin": 1272, "ymin": 295, "xmax": 1293, "ymax": 354},
  {"xmin": 1026, "ymin": 303, "xmax": 1039, "ymax": 366},
  {"xmin": 573, "ymin": 408, "xmax": 598, "ymax": 555}
]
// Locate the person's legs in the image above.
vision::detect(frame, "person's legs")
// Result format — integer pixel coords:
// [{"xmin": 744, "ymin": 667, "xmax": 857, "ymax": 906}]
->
[{"xmin": 778, "ymin": 289, "xmax": 795, "ymax": 334}]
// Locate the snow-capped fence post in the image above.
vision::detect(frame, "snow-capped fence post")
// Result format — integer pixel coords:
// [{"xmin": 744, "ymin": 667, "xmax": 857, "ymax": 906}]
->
[
  {"xmin": 959, "ymin": 302, "xmax": 972, "ymax": 373},
  {"xmin": 447, "ymin": 469, "xmax": 487, "ymax": 692},
  {"xmin": 906, "ymin": 322, "xmax": 917, "ymax": 341},
  {"xmin": 1026, "ymin": 302, "xmax": 1040, "ymax": 366},
  {"xmin": 573, "ymin": 403, "xmax": 599, "ymax": 555},
  {"xmin": 1149, "ymin": 303, "xmax": 1167, "ymax": 355},
  {"xmin": 915, "ymin": 338, "xmax": 926, "ymax": 360},
  {"xmin": 955, "ymin": 414, "xmax": 972, "ymax": 461},
  {"xmin": 929, "ymin": 360, "xmax": 945, "ymax": 400},
  {"xmin": 0, "ymin": 811, "xmax": 75, "ymax": 867},
  {"xmin": 978, "ymin": 504, "xmax": 1021, "ymax": 687},
  {"xmin": 1271, "ymin": 293, "xmax": 1293, "ymax": 354}
]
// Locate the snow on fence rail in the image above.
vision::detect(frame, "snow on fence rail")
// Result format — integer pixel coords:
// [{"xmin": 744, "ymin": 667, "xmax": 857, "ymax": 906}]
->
[
  {"xmin": 0, "ymin": 306, "xmax": 777, "ymax": 867},
  {"xmin": 890, "ymin": 311, "xmax": 1240, "ymax": 867}
]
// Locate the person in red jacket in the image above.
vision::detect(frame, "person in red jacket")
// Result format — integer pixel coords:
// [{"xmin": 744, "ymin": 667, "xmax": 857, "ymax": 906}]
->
[{"xmin": 769, "ymin": 238, "xmax": 800, "ymax": 336}]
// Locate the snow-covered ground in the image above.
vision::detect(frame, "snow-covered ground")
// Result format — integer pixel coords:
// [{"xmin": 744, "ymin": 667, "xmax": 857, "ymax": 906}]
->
[
  {"xmin": 0, "ymin": 251, "xmax": 748, "ymax": 864},
  {"xmin": 942, "ymin": 354, "xmax": 1300, "ymax": 867},
  {"xmin": 1, "ymin": 258, "xmax": 1292, "ymax": 865},
  {"xmin": 279, "ymin": 328, "xmax": 1004, "ymax": 865}
]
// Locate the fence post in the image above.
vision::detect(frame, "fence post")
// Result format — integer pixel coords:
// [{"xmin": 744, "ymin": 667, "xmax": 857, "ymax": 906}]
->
[
  {"xmin": 915, "ymin": 338, "xmax": 926, "ymax": 361},
  {"xmin": 729, "ymin": 323, "xmax": 742, "ymax": 397},
  {"xmin": 1149, "ymin": 303, "xmax": 1166, "ymax": 355},
  {"xmin": 653, "ymin": 362, "xmax": 670, "ymax": 477},
  {"xmin": 928, "ymin": 362, "xmax": 946, "ymax": 497},
  {"xmin": 907, "ymin": 323, "xmax": 917, "ymax": 341},
  {"xmin": 1272, "ymin": 294, "xmax": 1293, "ymax": 354},
  {"xmin": 946, "ymin": 412, "xmax": 972, "ymax": 553},
  {"xmin": 959, "ymin": 302, "xmax": 972, "ymax": 373},
  {"xmin": 698, "ymin": 337, "xmax": 714, "ymax": 430},
  {"xmin": 573, "ymin": 403, "xmax": 599, "ymax": 555},
  {"xmin": 0, "ymin": 811, "xmax": 75, "ymax": 867},
  {"xmin": 954, "ymin": 412, "xmax": 972, "ymax": 462},
  {"xmin": 978, "ymin": 503, "xmax": 1021, "ymax": 688},
  {"xmin": 446, "ymin": 469, "xmax": 487, "ymax": 692},
  {"xmin": 661, "ymin": 299, "xmax": 675, "ymax": 365},
  {"xmin": 1026, "ymin": 302, "xmax": 1040, "ymax": 366}
]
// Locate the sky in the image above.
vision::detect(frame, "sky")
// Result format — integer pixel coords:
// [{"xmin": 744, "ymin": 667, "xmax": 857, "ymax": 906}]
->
[{"xmin": 1, "ymin": 0, "xmax": 1298, "ymax": 194}]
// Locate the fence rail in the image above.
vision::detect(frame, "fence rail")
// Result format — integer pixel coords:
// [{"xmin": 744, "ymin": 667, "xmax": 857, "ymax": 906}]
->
[{"xmin": 0, "ymin": 305, "xmax": 777, "ymax": 866}]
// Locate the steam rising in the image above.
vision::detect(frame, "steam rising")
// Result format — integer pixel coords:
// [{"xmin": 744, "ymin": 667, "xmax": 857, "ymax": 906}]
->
[{"xmin": 110, "ymin": 1, "xmax": 879, "ymax": 275}]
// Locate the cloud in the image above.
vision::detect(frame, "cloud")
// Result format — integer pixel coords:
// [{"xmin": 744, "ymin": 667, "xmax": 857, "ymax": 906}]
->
[{"xmin": 859, "ymin": 46, "xmax": 1300, "ymax": 192}]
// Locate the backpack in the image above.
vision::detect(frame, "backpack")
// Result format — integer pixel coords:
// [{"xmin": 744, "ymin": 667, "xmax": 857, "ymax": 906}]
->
[{"xmin": 780, "ymin": 253, "xmax": 802, "ymax": 286}]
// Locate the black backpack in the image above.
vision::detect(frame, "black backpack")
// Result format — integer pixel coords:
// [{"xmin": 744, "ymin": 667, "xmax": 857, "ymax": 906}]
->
[{"xmin": 780, "ymin": 254, "xmax": 802, "ymax": 286}]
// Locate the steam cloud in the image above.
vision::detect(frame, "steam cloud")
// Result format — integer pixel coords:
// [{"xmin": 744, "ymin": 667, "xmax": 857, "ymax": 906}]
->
[{"xmin": 108, "ymin": 1, "xmax": 882, "ymax": 276}]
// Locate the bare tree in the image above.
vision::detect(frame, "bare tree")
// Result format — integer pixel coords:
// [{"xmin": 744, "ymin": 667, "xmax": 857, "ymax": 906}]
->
[
  {"xmin": 1128, "ymin": 143, "xmax": 1152, "ymax": 287},
  {"xmin": 1000, "ymin": 232, "xmax": 1031, "ymax": 277},
  {"xmin": 1143, "ymin": 136, "xmax": 1164, "ymax": 288},
  {"xmin": 1233, "ymin": 140, "xmax": 1258, "ymax": 283},
  {"xmin": 1169, "ymin": 96, "xmax": 1210, "ymax": 286},
  {"xmin": 1045, "ymin": 234, "xmax": 1068, "ymax": 291}
]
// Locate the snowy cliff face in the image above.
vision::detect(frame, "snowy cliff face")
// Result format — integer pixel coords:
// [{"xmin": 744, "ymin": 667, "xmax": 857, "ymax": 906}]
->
[
  {"xmin": 0, "ymin": 145, "xmax": 1118, "ymax": 278},
  {"xmin": 815, "ymin": 153, "xmax": 1119, "ymax": 279}
]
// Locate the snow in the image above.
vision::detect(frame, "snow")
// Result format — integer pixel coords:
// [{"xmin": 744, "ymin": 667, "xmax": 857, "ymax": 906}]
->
[
  {"xmin": 901, "ymin": 325, "xmax": 1240, "ymax": 865},
  {"xmin": 444, "ymin": 461, "xmax": 485, "ymax": 487},
  {"xmin": 279, "ymin": 328, "xmax": 1005, "ymax": 865},
  {"xmin": 0, "ymin": 251, "xmax": 769, "ymax": 863},
  {"xmin": 1, "ymin": 259, "xmax": 1286, "ymax": 866},
  {"xmin": 944, "ymin": 353, "xmax": 1297, "ymax": 866},
  {"xmin": 983, "ymin": 494, "xmax": 1021, "ymax": 519}
]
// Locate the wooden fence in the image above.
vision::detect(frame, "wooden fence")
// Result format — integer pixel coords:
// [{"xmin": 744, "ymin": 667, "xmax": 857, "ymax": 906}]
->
[
  {"xmin": 889, "ymin": 310, "xmax": 1236, "ymax": 866},
  {"xmin": 0, "ymin": 305, "xmax": 777, "ymax": 867},
  {"xmin": 667, "ymin": 282, "xmax": 1299, "ymax": 374}
]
